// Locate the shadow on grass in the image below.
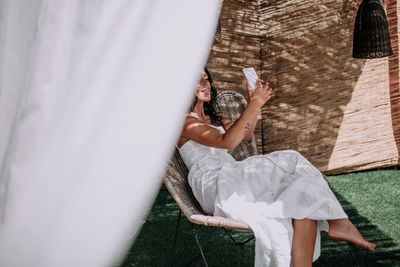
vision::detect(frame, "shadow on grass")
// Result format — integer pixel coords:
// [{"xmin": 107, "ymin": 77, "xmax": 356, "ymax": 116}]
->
[
  {"xmin": 314, "ymin": 188, "xmax": 400, "ymax": 267},
  {"xmin": 121, "ymin": 189, "xmax": 400, "ymax": 267}
]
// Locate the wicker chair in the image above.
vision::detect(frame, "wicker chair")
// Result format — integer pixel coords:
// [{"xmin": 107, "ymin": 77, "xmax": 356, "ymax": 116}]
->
[{"xmin": 163, "ymin": 91, "xmax": 258, "ymax": 266}]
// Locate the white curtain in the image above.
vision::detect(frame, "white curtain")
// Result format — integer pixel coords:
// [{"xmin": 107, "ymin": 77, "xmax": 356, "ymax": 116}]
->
[{"xmin": 0, "ymin": 1, "xmax": 221, "ymax": 266}]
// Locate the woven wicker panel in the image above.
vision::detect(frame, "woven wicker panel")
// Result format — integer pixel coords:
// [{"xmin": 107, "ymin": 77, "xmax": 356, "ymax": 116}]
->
[
  {"xmin": 207, "ymin": 0, "xmax": 400, "ymax": 174},
  {"xmin": 258, "ymin": 0, "xmax": 398, "ymax": 174},
  {"xmin": 206, "ymin": 0, "xmax": 264, "ymax": 153},
  {"xmin": 387, "ymin": 0, "xmax": 400, "ymax": 162}
]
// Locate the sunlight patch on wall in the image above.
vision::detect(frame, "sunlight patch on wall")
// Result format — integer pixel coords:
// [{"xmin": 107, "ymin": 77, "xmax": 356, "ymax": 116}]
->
[{"xmin": 328, "ymin": 58, "xmax": 399, "ymax": 173}]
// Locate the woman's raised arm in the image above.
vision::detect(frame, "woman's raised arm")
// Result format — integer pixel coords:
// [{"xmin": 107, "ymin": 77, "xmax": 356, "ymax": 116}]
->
[
  {"xmin": 181, "ymin": 80, "xmax": 272, "ymax": 150},
  {"xmin": 242, "ymin": 80, "xmax": 271, "ymax": 141}
]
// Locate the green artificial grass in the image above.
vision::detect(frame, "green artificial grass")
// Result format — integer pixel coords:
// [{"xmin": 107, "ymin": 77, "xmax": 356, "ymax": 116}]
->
[{"xmin": 121, "ymin": 169, "xmax": 400, "ymax": 266}]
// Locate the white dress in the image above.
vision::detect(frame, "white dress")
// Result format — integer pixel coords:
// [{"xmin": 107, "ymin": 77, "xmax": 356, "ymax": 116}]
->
[{"xmin": 179, "ymin": 126, "xmax": 348, "ymax": 267}]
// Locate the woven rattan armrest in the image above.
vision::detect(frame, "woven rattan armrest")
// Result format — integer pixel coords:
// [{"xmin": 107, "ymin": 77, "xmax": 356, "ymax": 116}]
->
[{"xmin": 189, "ymin": 214, "xmax": 251, "ymax": 231}]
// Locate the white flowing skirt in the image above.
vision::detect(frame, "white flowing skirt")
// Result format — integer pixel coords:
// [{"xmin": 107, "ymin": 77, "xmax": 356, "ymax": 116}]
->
[{"xmin": 188, "ymin": 150, "xmax": 347, "ymax": 267}]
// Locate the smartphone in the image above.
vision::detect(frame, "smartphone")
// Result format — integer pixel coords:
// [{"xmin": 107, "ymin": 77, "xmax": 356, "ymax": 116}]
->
[{"xmin": 243, "ymin": 67, "xmax": 258, "ymax": 90}]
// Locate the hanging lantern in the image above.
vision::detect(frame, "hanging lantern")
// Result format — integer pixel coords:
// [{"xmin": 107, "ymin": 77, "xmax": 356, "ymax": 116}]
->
[{"xmin": 352, "ymin": 0, "xmax": 393, "ymax": 59}]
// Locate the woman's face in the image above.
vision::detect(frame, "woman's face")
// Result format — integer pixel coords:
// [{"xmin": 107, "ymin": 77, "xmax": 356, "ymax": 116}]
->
[{"xmin": 195, "ymin": 70, "xmax": 211, "ymax": 102}]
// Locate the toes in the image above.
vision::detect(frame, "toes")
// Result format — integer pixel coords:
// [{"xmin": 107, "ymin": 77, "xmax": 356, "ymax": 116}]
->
[
  {"xmin": 362, "ymin": 241, "xmax": 375, "ymax": 251},
  {"xmin": 367, "ymin": 243, "xmax": 376, "ymax": 251}
]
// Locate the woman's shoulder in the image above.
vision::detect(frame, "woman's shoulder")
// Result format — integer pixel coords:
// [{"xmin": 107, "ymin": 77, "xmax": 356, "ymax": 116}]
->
[
  {"xmin": 185, "ymin": 113, "xmax": 212, "ymax": 123},
  {"xmin": 186, "ymin": 112, "xmax": 200, "ymax": 120}
]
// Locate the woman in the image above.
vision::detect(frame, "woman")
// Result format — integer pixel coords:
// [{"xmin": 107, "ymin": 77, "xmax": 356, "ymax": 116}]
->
[{"xmin": 177, "ymin": 68, "xmax": 375, "ymax": 267}]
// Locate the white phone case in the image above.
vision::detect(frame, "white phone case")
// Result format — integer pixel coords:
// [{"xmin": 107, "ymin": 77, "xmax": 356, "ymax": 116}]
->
[{"xmin": 243, "ymin": 67, "xmax": 258, "ymax": 90}]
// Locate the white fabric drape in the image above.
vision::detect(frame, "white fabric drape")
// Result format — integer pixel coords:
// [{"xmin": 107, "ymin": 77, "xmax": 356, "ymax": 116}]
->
[{"xmin": 0, "ymin": 1, "xmax": 221, "ymax": 266}]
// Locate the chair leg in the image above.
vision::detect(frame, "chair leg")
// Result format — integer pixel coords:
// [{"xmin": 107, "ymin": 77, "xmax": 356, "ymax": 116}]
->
[
  {"xmin": 190, "ymin": 223, "xmax": 209, "ymax": 267},
  {"xmin": 168, "ymin": 209, "xmax": 182, "ymax": 267},
  {"xmin": 223, "ymin": 227, "xmax": 255, "ymax": 247}
]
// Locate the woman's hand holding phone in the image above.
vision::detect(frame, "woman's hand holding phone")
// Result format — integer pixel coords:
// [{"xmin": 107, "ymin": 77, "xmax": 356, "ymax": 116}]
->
[
  {"xmin": 247, "ymin": 79, "xmax": 272, "ymax": 108},
  {"xmin": 243, "ymin": 68, "xmax": 272, "ymax": 108}
]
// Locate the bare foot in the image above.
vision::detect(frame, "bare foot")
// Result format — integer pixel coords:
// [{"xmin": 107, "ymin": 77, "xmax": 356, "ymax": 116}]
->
[{"xmin": 328, "ymin": 219, "xmax": 375, "ymax": 251}]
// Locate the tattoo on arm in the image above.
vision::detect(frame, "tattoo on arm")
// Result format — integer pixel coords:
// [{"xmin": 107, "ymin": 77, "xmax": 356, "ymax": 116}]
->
[{"xmin": 243, "ymin": 122, "xmax": 250, "ymax": 136}]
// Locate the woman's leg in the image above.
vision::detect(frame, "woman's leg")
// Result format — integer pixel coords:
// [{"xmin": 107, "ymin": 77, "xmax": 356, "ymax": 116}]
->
[
  {"xmin": 328, "ymin": 218, "xmax": 375, "ymax": 250},
  {"xmin": 292, "ymin": 218, "xmax": 317, "ymax": 267}
]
